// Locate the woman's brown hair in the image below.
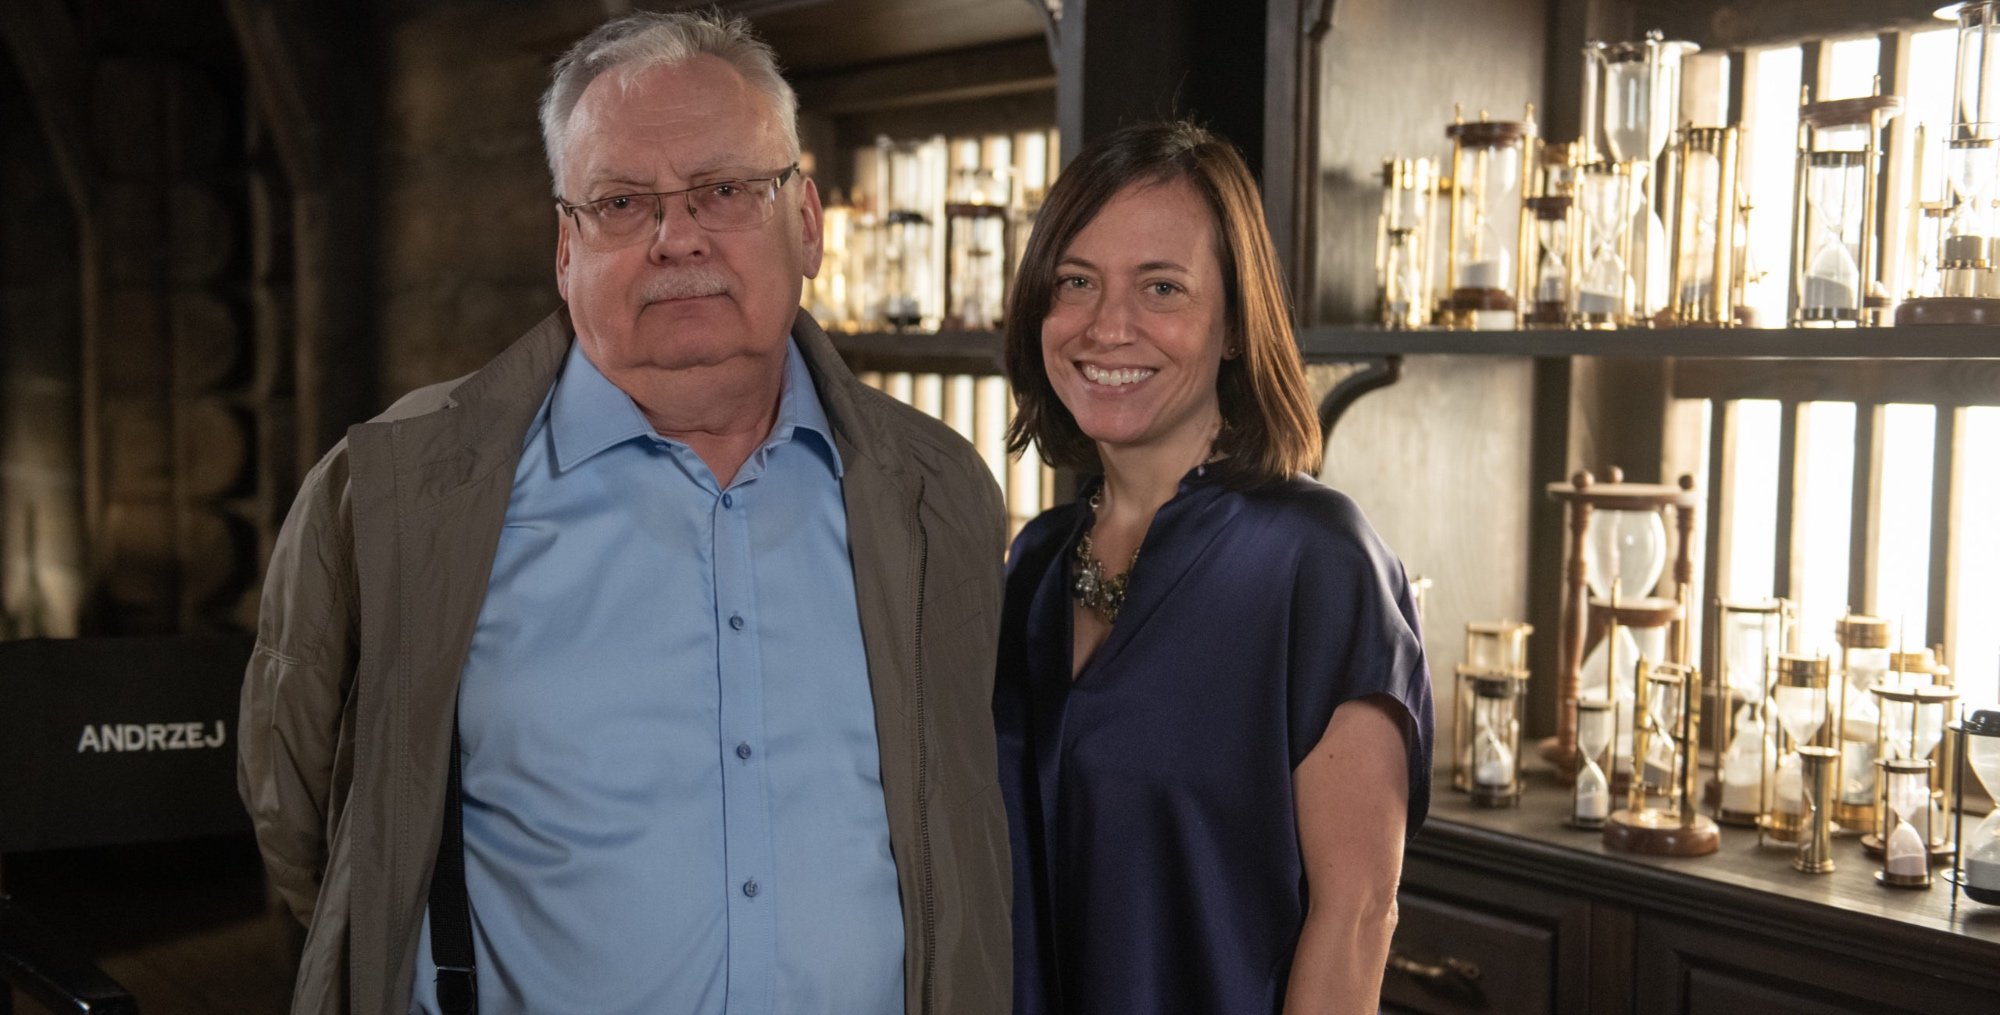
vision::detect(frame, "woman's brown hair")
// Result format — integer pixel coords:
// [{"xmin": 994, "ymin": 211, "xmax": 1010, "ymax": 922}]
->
[{"xmin": 1004, "ymin": 121, "xmax": 1321, "ymax": 488}]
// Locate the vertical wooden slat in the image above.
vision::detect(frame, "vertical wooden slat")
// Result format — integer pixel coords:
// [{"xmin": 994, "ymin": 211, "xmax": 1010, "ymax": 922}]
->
[
  {"xmin": 1775, "ymin": 400, "xmax": 1801, "ymax": 599},
  {"xmin": 1849, "ymin": 402, "xmax": 1880, "ymax": 616},
  {"xmin": 1930, "ymin": 407, "xmax": 1960, "ymax": 654},
  {"xmin": 1704, "ymin": 399, "xmax": 1733, "ymax": 607},
  {"xmin": 1878, "ymin": 31, "xmax": 1911, "ymax": 302},
  {"xmin": 1799, "ymin": 39, "xmax": 1826, "ymax": 102}
]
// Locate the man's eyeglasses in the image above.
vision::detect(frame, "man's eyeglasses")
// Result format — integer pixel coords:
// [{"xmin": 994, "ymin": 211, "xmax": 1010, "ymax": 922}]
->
[{"xmin": 557, "ymin": 164, "xmax": 800, "ymax": 248}]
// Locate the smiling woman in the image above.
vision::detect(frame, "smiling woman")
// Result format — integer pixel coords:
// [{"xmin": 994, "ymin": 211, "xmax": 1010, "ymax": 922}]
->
[{"xmin": 994, "ymin": 121, "xmax": 1435, "ymax": 1015}]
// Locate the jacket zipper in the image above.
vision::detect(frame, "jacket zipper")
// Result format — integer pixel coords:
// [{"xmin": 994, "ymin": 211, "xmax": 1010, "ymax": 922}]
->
[{"xmin": 911, "ymin": 491, "xmax": 937, "ymax": 1013}]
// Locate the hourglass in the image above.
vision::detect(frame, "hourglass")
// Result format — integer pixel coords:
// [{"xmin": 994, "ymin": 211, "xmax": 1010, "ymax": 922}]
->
[
  {"xmin": 1451, "ymin": 621, "xmax": 1532, "ymax": 798},
  {"xmin": 1832, "ymin": 614, "xmax": 1893, "ymax": 836},
  {"xmin": 1377, "ymin": 158, "xmax": 1439, "ymax": 328},
  {"xmin": 1604, "ymin": 659, "xmax": 1718, "ymax": 856},
  {"xmin": 1790, "ymin": 88, "xmax": 1902, "ymax": 326},
  {"xmin": 1465, "ymin": 672, "xmax": 1527, "ymax": 807},
  {"xmin": 1949, "ymin": 708, "xmax": 2000, "ymax": 905},
  {"xmin": 1900, "ymin": 2, "xmax": 2000, "ymax": 323},
  {"xmin": 1762, "ymin": 653, "xmax": 1830, "ymax": 847},
  {"xmin": 1878, "ymin": 758, "xmax": 1937, "ymax": 888},
  {"xmin": 1544, "ymin": 469, "xmax": 1696, "ymax": 778},
  {"xmin": 1666, "ymin": 126, "xmax": 1741, "ymax": 325},
  {"xmin": 1571, "ymin": 698, "xmax": 1617, "ymax": 829},
  {"xmin": 1866, "ymin": 682, "xmax": 1958, "ymax": 860},
  {"xmin": 1709, "ymin": 599, "xmax": 1794, "ymax": 825},
  {"xmin": 1581, "ymin": 32, "xmax": 1698, "ymax": 321},
  {"xmin": 875, "ymin": 136, "xmax": 943, "ymax": 331},
  {"xmin": 1443, "ymin": 108, "xmax": 1533, "ymax": 329},
  {"xmin": 1576, "ymin": 163, "xmax": 1635, "ymax": 325}
]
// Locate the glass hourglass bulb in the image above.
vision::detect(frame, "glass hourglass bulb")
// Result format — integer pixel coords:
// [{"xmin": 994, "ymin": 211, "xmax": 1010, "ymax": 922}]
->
[
  {"xmin": 1603, "ymin": 60, "xmax": 1652, "ymax": 164},
  {"xmin": 1584, "ymin": 509, "xmax": 1667, "ymax": 600},
  {"xmin": 1770, "ymin": 752, "xmax": 1805, "ymax": 816},
  {"xmin": 1474, "ymin": 716, "xmax": 1514, "ymax": 787},
  {"xmin": 1911, "ymin": 698, "xmax": 1948, "ymax": 760},
  {"xmin": 1536, "ymin": 220, "xmax": 1568, "ymax": 304},
  {"xmin": 1642, "ymin": 681, "xmax": 1680, "ymax": 789},
  {"xmin": 1886, "ymin": 772, "xmax": 1930, "ymax": 878},
  {"xmin": 1580, "ymin": 627, "xmax": 1648, "ymax": 772},
  {"xmin": 1720, "ymin": 705, "xmax": 1765, "ymax": 815},
  {"xmin": 1804, "ymin": 165, "xmax": 1862, "ymax": 312},
  {"xmin": 1772, "ymin": 683, "xmax": 1827, "ymax": 745},
  {"xmin": 1723, "ymin": 619, "xmax": 1771, "ymax": 702}
]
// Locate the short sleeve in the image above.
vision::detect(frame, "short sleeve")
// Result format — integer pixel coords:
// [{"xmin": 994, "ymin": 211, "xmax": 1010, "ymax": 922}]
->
[{"xmin": 1281, "ymin": 485, "xmax": 1435, "ymax": 835}]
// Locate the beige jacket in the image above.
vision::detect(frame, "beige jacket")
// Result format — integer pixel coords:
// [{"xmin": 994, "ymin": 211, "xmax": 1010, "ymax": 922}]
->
[{"xmin": 238, "ymin": 308, "xmax": 1011, "ymax": 1014}]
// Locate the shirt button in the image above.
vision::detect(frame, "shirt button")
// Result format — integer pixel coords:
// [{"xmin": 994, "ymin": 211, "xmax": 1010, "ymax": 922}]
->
[
  {"xmin": 736, "ymin": 742, "xmax": 753, "ymax": 760},
  {"xmin": 729, "ymin": 614, "xmax": 746, "ymax": 631},
  {"xmin": 721, "ymin": 493, "xmax": 734, "ymax": 508},
  {"xmin": 742, "ymin": 879, "xmax": 759, "ymax": 898}
]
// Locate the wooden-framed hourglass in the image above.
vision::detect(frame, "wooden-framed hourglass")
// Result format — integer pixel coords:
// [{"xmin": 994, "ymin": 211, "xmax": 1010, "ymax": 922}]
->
[{"xmin": 1543, "ymin": 468, "xmax": 1698, "ymax": 780}]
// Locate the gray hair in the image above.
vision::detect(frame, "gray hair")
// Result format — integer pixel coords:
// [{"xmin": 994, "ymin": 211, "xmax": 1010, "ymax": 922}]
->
[{"xmin": 538, "ymin": 10, "xmax": 800, "ymax": 197}]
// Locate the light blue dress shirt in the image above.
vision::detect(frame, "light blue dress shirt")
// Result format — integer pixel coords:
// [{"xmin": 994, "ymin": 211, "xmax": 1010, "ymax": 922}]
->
[{"xmin": 411, "ymin": 338, "xmax": 904, "ymax": 1014}]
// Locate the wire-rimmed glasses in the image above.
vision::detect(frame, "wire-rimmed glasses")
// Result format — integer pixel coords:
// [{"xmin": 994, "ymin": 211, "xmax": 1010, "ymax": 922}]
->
[{"xmin": 557, "ymin": 163, "xmax": 800, "ymax": 248}]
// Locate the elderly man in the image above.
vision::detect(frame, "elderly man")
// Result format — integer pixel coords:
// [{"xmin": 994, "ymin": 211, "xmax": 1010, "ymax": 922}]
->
[{"xmin": 237, "ymin": 11, "xmax": 1009, "ymax": 1014}]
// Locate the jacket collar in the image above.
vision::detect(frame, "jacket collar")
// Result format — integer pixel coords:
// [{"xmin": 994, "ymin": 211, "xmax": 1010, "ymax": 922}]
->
[{"xmin": 360, "ymin": 306, "xmax": 890, "ymax": 498}]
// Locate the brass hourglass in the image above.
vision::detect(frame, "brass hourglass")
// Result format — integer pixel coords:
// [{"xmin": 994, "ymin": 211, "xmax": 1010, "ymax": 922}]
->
[
  {"xmin": 1708, "ymin": 598, "xmax": 1795, "ymax": 826},
  {"xmin": 1790, "ymin": 86, "xmax": 1902, "ymax": 326},
  {"xmin": 1377, "ymin": 158, "xmax": 1439, "ymax": 328},
  {"xmin": 1666, "ymin": 125, "xmax": 1741, "ymax": 326},
  {"xmin": 1443, "ymin": 108, "xmax": 1534, "ymax": 330},
  {"xmin": 1603, "ymin": 658, "xmax": 1718, "ymax": 856},
  {"xmin": 1832, "ymin": 614, "xmax": 1892, "ymax": 837},
  {"xmin": 1452, "ymin": 621, "xmax": 1532, "ymax": 802},
  {"xmin": 1761, "ymin": 653, "xmax": 1830, "ymax": 848},
  {"xmin": 1866, "ymin": 680, "xmax": 1958, "ymax": 862},
  {"xmin": 1901, "ymin": 2, "xmax": 2000, "ymax": 324}
]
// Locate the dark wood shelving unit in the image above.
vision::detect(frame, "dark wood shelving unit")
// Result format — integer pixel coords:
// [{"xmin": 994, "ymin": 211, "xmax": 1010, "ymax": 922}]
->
[
  {"xmin": 1387, "ymin": 787, "xmax": 2000, "ymax": 1014},
  {"xmin": 1298, "ymin": 323, "xmax": 2000, "ymax": 361}
]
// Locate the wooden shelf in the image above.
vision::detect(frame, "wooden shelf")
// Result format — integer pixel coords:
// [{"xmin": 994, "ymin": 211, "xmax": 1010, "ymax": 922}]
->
[
  {"xmin": 1298, "ymin": 323, "xmax": 2000, "ymax": 360},
  {"xmin": 1420, "ymin": 784, "xmax": 2000, "ymax": 953},
  {"xmin": 825, "ymin": 330, "xmax": 1005, "ymax": 376}
]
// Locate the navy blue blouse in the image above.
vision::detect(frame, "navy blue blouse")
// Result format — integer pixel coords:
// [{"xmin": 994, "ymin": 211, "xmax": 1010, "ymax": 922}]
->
[{"xmin": 995, "ymin": 470, "xmax": 1434, "ymax": 1015}]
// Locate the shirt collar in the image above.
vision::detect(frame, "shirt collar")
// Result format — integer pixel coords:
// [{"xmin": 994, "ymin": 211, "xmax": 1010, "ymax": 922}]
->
[{"xmin": 548, "ymin": 335, "xmax": 843, "ymax": 477}]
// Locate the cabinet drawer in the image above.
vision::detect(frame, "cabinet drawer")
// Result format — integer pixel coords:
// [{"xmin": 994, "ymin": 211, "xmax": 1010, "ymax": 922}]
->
[{"xmin": 1383, "ymin": 888, "xmax": 1555, "ymax": 1014}]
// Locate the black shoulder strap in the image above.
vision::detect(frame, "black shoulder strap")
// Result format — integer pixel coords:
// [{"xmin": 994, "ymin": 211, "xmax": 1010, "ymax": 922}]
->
[{"xmin": 430, "ymin": 718, "xmax": 477, "ymax": 1015}]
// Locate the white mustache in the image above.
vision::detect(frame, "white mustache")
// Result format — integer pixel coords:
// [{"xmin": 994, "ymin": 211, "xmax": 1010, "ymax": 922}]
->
[{"xmin": 638, "ymin": 269, "xmax": 731, "ymax": 303}]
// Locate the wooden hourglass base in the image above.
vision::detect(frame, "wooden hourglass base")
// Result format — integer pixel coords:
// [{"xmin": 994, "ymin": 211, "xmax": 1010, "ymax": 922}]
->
[{"xmin": 1602, "ymin": 808, "xmax": 1721, "ymax": 857}]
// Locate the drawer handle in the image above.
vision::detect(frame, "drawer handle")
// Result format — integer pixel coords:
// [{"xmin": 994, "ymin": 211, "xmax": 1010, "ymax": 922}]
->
[{"xmin": 1387, "ymin": 949, "xmax": 1482, "ymax": 986}]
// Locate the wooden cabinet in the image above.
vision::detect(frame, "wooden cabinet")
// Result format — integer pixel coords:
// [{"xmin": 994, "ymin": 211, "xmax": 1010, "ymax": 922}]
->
[{"xmin": 1388, "ymin": 791, "xmax": 2000, "ymax": 1014}]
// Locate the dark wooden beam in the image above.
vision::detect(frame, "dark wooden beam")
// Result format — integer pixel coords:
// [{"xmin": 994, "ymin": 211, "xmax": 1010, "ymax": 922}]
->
[
  {"xmin": 219, "ymin": 0, "xmax": 382, "ymax": 470},
  {"xmin": 1672, "ymin": 358, "xmax": 2000, "ymax": 406},
  {"xmin": 1053, "ymin": 0, "xmax": 1270, "ymax": 179},
  {"xmin": 1636, "ymin": 0, "xmax": 1943, "ymax": 50},
  {"xmin": 0, "ymin": 0, "xmax": 93, "ymax": 213},
  {"xmin": 793, "ymin": 37, "xmax": 1054, "ymax": 115}
]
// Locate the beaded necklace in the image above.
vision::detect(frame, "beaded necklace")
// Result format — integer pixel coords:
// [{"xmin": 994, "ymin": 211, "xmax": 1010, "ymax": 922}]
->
[{"xmin": 1072, "ymin": 488, "xmax": 1139, "ymax": 623}]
